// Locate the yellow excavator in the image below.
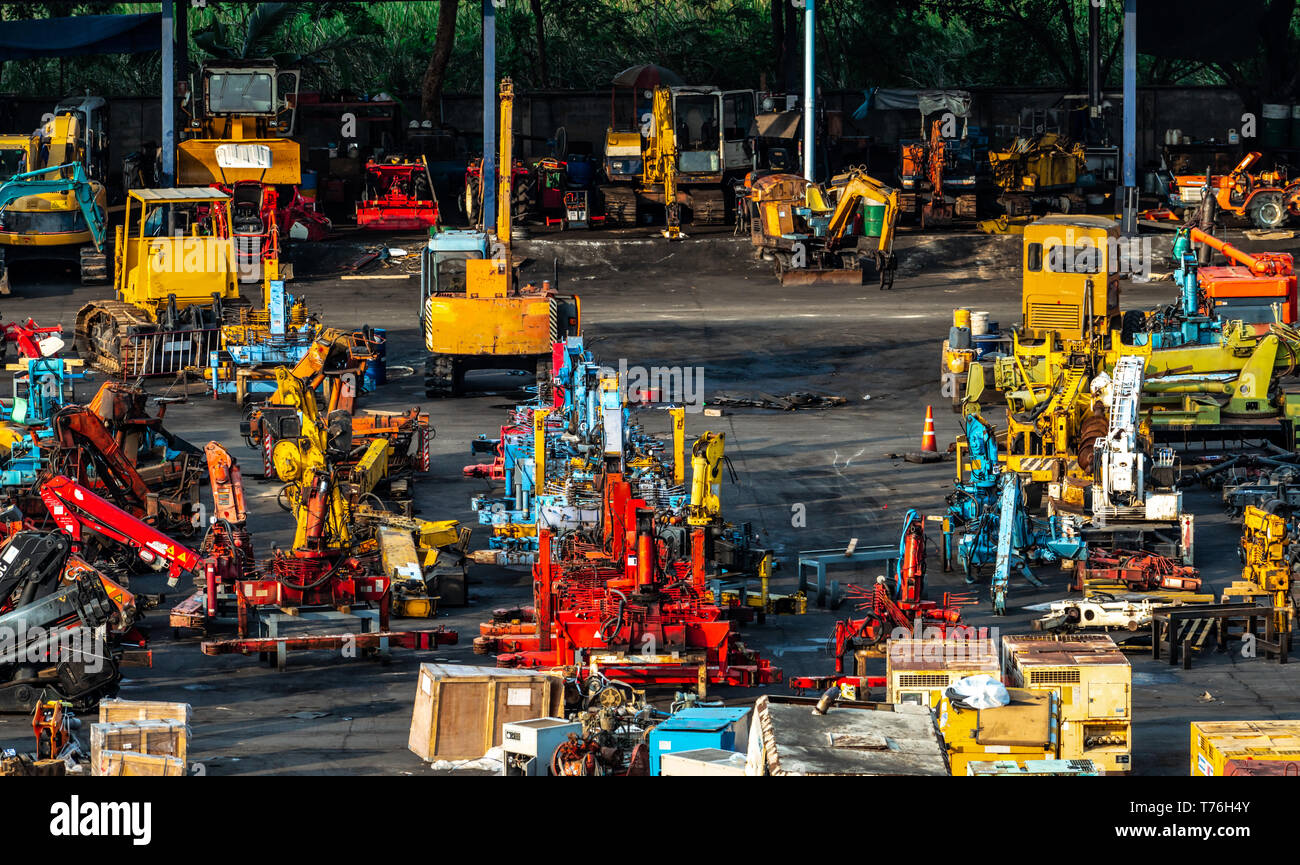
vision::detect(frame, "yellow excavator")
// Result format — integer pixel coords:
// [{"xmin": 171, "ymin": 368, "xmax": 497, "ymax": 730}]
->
[
  {"xmin": 0, "ymin": 97, "xmax": 110, "ymax": 294},
  {"xmin": 419, "ymin": 78, "xmax": 581, "ymax": 397},
  {"xmin": 744, "ymin": 167, "xmax": 900, "ymax": 287}
]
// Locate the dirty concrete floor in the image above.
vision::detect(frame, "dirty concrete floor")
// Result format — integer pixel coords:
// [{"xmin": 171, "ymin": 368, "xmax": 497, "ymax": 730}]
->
[{"xmin": 0, "ymin": 224, "xmax": 1296, "ymax": 775}]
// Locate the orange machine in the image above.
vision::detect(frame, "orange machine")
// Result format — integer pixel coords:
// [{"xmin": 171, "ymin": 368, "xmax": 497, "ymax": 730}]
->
[
  {"xmin": 1186, "ymin": 227, "xmax": 1297, "ymax": 326},
  {"xmin": 1176, "ymin": 152, "xmax": 1300, "ymax": 229}
]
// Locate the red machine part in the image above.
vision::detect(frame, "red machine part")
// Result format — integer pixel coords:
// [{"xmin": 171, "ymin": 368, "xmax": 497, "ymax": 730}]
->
[
  {"xmin": 356, "ymin": 160, "xmax": 440, "ymax": 231},
  {"xmin": 825, "ymin": 513, "xmax": 973, "ymax": 674},
  {"xmin": 479, "ymin": 474, "xmax": 782, "ymax": 687},
  {"xmin": 1189, "ymin": 227, "xmax": 1298, "ymax": 325},
  {"xmin": 38, "ymin": 474, "xmax": 201, "ymax": 588},
  {"xmin": 3, "ymin": 317, "xmax": 62, "ymax": 359},
  {"xmin": 1075, "ymin": 548, "xmax": 1202, "ymax": 592}
]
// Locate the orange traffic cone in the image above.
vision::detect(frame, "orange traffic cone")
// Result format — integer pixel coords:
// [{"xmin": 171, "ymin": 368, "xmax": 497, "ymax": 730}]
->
[
  {"xmin": 905, "ymin": 406, "xmax": 943, "ymax": 464},
  {"xmin": 921, "ymin": 405, "xmax": 938, "ymax": 452}
]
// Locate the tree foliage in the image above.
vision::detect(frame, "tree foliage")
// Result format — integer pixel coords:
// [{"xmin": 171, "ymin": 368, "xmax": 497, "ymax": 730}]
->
[{"xmin": 0, "ymin": 0, "xmax": 1296, "ymax": 107}]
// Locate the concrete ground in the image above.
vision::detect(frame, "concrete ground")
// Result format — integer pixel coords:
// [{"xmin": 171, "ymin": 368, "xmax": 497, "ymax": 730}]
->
[{"xmin": 0, "ymin": 222, "xmax": 1297, "ymax": 775}]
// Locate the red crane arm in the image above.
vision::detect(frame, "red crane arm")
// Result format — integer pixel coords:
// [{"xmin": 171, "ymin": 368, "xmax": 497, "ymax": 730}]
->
[{"xmin": 38, "ymin": 475, "xmax": 201, "ymax": 587}]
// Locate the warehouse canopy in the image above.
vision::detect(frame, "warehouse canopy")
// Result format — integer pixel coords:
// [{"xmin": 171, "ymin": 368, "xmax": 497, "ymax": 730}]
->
[
  {"xmin": 863, "ymin": 89, "xmax": 972, "ymax": 118},
  {"xmin": 0, "ymin": 12, "xmax": 162, "ymax": 61}
]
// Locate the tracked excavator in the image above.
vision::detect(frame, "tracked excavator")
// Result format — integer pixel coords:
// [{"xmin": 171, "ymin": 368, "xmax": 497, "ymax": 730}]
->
[
  {"xmin": 745, "ymin": 166, "xmax": 900, "ymax": 287},
  {"xmin": 0, "ymin": 98, "xmax": 110, "ymax": 295},
  {"xmin": 420, "ymin": 79, "xmax": 580, "ymax": 398}
]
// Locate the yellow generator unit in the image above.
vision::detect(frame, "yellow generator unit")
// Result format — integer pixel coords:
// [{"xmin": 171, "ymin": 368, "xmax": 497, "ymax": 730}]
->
[
  {"xmin": 1191, "ymin": 720, "xmax": 1300, "ymax": 776},
  {"xmin": 885, "ymin": 638, "xmax": 1000, "ymax": 708},
  {"xmin": 1002, "ymin": 633, "xmax": 1132, "ymax": 773},
  {"xmin": 938, "ymin": 687, "xmax": 1060, "ymax": 776}
]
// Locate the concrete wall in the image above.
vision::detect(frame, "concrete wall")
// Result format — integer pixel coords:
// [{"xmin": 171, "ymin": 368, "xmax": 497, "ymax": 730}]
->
[{"xmin": 0, "ymin": 84, "xmax": 1252, "ymax": 185}]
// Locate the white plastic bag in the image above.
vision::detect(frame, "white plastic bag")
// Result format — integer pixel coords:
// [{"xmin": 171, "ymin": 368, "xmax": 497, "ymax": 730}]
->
[{"xmin": 945, "ymin": 674, "xmax": 1010, "ymax": 710}]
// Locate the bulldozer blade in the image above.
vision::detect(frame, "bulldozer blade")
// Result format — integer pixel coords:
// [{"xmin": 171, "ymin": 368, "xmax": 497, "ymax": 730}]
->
[{"xmin": 779, "ymin": 268, "xmax": 863, "ymax": 287}]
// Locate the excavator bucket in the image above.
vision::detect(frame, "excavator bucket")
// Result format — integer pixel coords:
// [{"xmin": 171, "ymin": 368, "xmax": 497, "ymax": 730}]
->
[{"xmin": 778, "ymin": 268, "xmax": 864, "ymax": 287}]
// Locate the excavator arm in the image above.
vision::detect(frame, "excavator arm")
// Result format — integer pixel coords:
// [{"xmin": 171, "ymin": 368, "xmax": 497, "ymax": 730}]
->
[
  {"xmin": 823, "ymin": 169, "xmax": 900, "ymax": 253},
  {"xmin": 650, "ymin": 86, "xmax": 681, "ymax": 240},
  {"xmin": 0, "ymin": 162, "xmax": 105, "ymax": 252},
  {"xmin": 205, "ymin": 441, "xmax": 247, "ymax": 524},
  {"xmin": 687, "ymin": 432, "xmax": 726, "ymax": 526},
  {"xmin": 50, "ymin": 406, "xmax": 155, "ymax": 514}
]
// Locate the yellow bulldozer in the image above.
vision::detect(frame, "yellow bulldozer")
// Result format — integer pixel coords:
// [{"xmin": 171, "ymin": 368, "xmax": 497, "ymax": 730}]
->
[{"xmin": 178, "ymin": 61, "xmax": 301, "ymax": 187}]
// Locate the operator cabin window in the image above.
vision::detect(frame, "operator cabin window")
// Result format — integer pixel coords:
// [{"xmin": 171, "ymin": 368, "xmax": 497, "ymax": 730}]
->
[
  {"xmin": 0, "ymin": 148, "xmax": 26, "ymax": 181},
  {"xmin": 1047, "ymin": 241, "xmax": 1104, "ymax": 275},
  {"xmin": 724, "ymin": 93, "xmax": 755, "ymax": 141},
  {"xmin": 209, "ymin": 73, "xmax": 275, "ymax": 115}
]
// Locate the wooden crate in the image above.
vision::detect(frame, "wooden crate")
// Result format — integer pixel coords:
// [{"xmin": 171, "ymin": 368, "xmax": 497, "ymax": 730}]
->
[
  {"xmin": 94, "ymin": 751, "xmax": 187, "ymax": 777},
  {"xmin": 98, "ymin": 699, "xmax": 192, "ymax": 727},
  {"xmin": 409, "ymin": 663, "xmax": 564, "ymax": 762},
  {"xmin": 1191, "ymin": 720, "xmax": 1300, "ymax": 776},
  {"xmin": 90, "ymin": 720, "xmax": 188, "ymax": 774}
]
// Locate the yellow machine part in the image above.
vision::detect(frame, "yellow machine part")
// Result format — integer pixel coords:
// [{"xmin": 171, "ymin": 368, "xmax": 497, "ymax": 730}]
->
[
  {"xmin": 349, "ymin": 438, "xmax": 391, "ymax": 495},
  {"xmin": 604, "ymin": 131, "xmax": 642, "ymax": 158},
  {"xmin": 1020, "ymin": 216, "xmax": 1120, "ymax": 343},
  {"xmin": 114, "ymin": 192, "xmax": 242, "ymax": 318},
  {"xmin": 939, "ymin": 689, "xmax": 1059, "ymax": 776},
  {"xmin": 177, "ymin": 136, "xmax": 302, "ymax": 186},
  {"xmin": 1226, "ymin": 506, "xmax": 1295, "ymax": 630},
  {"xmin": 423, "ymin": 294, "xmax": 554, "ymax": 357},
  {"xmin": 1190, "ymin": 720, "xmax": 1300, "ymax": 776}
]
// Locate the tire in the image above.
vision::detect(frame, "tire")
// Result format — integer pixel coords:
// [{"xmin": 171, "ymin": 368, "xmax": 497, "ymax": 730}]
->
[{"xmin": 1251, "ymin": 192, "xmax": 1287, "ymax": 230}]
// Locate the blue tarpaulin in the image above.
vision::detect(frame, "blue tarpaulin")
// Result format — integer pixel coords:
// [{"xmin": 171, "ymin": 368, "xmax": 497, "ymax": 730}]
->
[{"xmin": 0, "ymin": 13, "xmax": 161, "ymax": 61}]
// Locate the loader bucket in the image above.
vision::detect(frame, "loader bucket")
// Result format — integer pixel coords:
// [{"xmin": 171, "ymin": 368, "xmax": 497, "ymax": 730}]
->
[{"xmin": 779, "ymin": 268, "xmax": 864, "ymax": 287}]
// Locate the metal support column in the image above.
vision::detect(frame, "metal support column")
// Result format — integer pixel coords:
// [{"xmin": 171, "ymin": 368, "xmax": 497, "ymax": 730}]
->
[
  {"xmin": 161, "ymin": 0, "xmax": 175, "ymax": 187},
  {"xmin": 1121, "ymin": 0, "xmax": 1137, "ymax": 235},
  {"xmin": 802, "ymin": 0, "xmax": 815, "ymax": 182},
  {"xmin": 482, "ymin": 0, "xmax": 497, "ymax": 230}
]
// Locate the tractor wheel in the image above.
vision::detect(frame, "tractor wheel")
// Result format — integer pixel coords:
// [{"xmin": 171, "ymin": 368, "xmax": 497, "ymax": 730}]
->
[{"xmin": 1251, "ymin": 192, "xmax": 1287, "ymax": 230}]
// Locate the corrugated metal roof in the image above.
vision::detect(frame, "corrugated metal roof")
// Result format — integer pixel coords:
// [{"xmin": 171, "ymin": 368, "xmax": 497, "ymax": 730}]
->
[{"xmin": 129, "ymin": 187, "xmax": 229, "ymax": 202}]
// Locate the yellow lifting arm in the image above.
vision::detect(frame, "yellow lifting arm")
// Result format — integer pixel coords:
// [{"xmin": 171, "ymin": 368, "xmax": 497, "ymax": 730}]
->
[
  {"xmin": 820, "ymin": 168, "xmax": 899, "ymax": 255},
  {"xmin": 688, "ymin": 431, "xmax": 726, "ymax": 526}
]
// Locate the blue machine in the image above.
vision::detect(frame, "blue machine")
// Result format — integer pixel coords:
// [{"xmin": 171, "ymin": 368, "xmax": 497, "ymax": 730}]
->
[
  {"xmin": 1124, "ymin": 227, "xmax": 1224, "ymax": 350},
  {"xmin": 647, "ymin": 707, "xmax": 751, "ymax": 775},
  {"xmin": 948, "ymin": 408, "xmax": 1084, "ymax": 614}
]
